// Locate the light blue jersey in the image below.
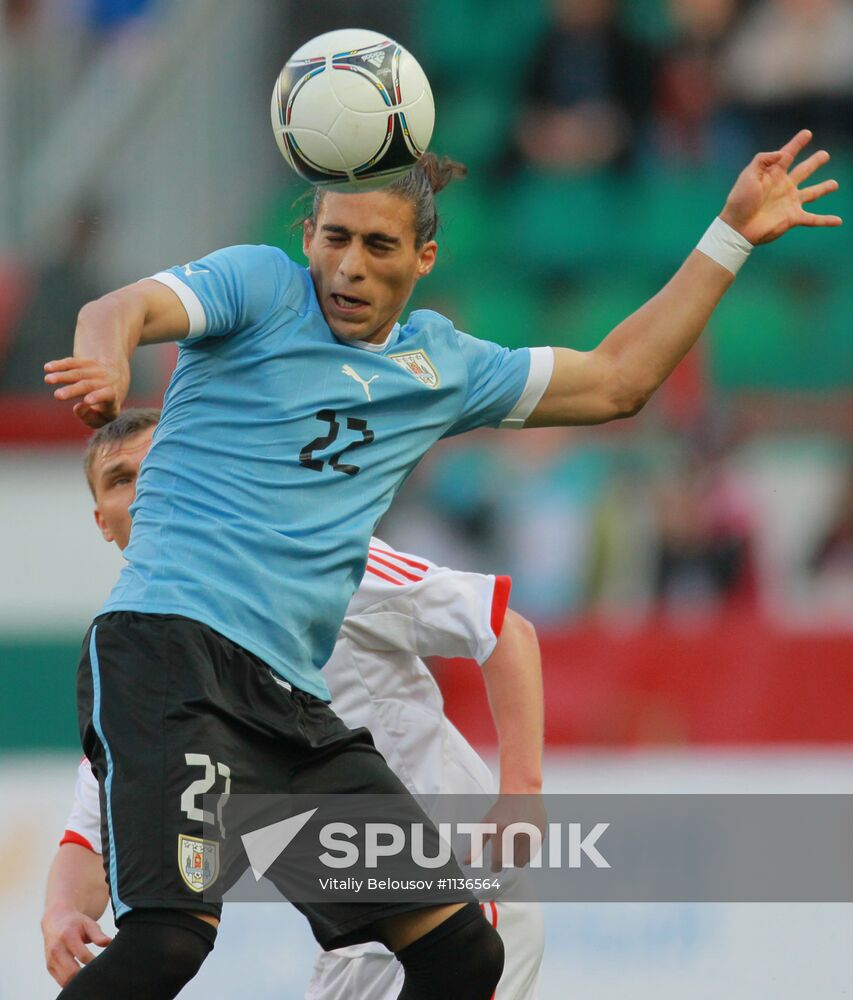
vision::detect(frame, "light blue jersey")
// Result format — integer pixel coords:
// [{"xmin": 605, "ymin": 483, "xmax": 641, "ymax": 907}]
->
[{"xmin": 103, "ymin": 245, "xmax": 552, "ymax": 699}]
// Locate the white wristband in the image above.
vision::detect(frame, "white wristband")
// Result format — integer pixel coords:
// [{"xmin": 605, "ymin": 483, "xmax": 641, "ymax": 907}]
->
[{"xmin": 696, "ymin": 217, "xmax": 753, "ymax": 275}]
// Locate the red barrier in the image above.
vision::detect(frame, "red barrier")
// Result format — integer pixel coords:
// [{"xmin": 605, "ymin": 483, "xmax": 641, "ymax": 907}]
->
[
  {"xmin": 436, "ymin": 611, "xmax": 853, "ymax": 746},
  {"xmin": 0, "ymin": 395, "xmax": 161, "ymax": 445}
]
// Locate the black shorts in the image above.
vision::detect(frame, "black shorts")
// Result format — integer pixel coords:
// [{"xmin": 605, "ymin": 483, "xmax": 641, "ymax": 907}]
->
[{"xmin": 78, "ymin": 611, "xmax": 471, "ymax": 950}]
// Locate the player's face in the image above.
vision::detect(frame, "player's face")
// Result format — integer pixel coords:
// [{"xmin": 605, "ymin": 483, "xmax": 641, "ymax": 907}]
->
[
  {"xmin": 91, "ymin": 427, "xmax": 155, "ymax": 550},
  {"xmin": 303, "ymin": 190, "xmax": 437, "ymax": 344}
]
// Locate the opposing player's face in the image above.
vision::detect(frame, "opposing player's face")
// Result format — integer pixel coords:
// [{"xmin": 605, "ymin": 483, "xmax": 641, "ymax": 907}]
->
[
  {"xmin": 91, "ymin": 427, "xmax": 155, "ymax": 550},
  {"xmin": 303, "ymin": 190, "xmax": 437, "ymax": 344}
]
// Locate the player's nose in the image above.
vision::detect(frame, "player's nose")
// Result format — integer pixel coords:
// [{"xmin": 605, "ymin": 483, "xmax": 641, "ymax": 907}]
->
[{"xmin": 337, "ymin": 242, "xmax": 367, "ymax": 281}]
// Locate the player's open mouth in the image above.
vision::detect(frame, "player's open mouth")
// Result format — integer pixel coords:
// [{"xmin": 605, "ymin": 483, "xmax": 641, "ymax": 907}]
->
[{"xmin": 331, "ymin": 293, "xmax": 369, "ymax": 314}]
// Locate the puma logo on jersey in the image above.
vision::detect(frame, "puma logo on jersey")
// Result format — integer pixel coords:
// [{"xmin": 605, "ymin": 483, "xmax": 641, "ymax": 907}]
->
[{"xmin": 342, "ymin": 364, "xmax": 379, "ymax": 401}]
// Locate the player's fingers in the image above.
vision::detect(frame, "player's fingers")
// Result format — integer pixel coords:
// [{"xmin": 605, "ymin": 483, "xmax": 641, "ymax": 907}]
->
[
  {"xmin": 73, "ymin": 402, "xmax": 112, "ymax": 427},
  {"xmin": 53, "ymin": 378, "xmax": 110, "ymax": 401},
  {"xmin": 83, "ymin": 385, "xmax": 117, "ymax": 405},
  {"xmin": 799, "ymin": 179, "xmax": 838, "ymax": 204},
  {"xmin": 43, "ymin": 357, "xmax": 78, "ymax": 372},
  {"xmin": 46, "ymin": 947, "xmax": 80, "ymax": 988},
  {"xmin": 798, "ymin": 211, "xmax": 843, "ymax": 228},
  {"xmin": 791, "ymin": 149, "xmax": 830, "ymax": 185},
  {"xmin": 777, "ymin": 128, "xmax": 813, "ymax": 167},
  {"xmin": 755, "ymin": 150, "xmax": 783, "ymax": 170},
  {"xmin": 83, "ymin": 916, "xmax": 112, "ymax": 947},
  {"xmin": 73, "ymin": 944, "xmax": 97, "ymax": 966},
  {"xmin": 490, "ymin": 834, "xmax": 502, "ymax": 873},
  {"xmin": 44, "ymin": 367, "xmax": 92, "ymax": 385}
]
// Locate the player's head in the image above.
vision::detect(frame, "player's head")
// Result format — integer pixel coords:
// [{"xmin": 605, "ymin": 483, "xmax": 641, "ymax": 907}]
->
[
  {"xmin": 83, "ymin": 408, "xmax": 160, "ymax": 550},
  {"xmin": 303, "ymin": 153, "xmax": 467, "ymax": 345}
]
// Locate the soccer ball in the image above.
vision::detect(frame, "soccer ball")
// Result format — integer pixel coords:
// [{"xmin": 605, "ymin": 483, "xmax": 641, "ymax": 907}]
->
[{"xmin": 271, "ymin": 28, "xmax": 435, "ymax": 189}]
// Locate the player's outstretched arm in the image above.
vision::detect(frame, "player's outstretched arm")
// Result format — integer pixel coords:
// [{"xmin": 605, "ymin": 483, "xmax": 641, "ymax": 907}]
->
[
  {"xmin": 476, "ymin": 608, "xmax": 546, "ymax": 869},
  {"xmin": 44, "ymin": 279, "xmax": 190, "ymax": 428},
  {"xmin": 41, "ymin": 843, "xmax": 111, "ymax": 987},
  {"xmin": 527, "ymin": 129, "xmax": 842, "ymax": 428}
]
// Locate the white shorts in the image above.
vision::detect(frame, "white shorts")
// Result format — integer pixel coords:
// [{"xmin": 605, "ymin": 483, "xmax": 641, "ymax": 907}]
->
[{"xmin": 305, "ymin": 900, "xmax": 544, "ymax": 1000}]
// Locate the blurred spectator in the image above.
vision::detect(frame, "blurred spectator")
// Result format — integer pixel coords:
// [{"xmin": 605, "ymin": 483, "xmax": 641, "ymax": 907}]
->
[
  {"xmin": 515, "ymin": 0, "xmax": 657, "ymax": 172},
  {"xmin": 0, "ymin": 206, "xmax": 100, "ymax": 393},
  {"xmin": 643, "ymin": 0, "xmax": 750, "ymax": 167},
  {"xmin": 493, "ymin": 430, "xmax": 611, "ymax": 622},
  {"xmin": 807, "ymin": 465, "xmax": 853, "ymax": 624},
  {"xmin": 721, "ymin": 0, "xmax": 853, "ymax": 147},
  {"xmin": 653, "ymin": 447, "xmax": 757, "ymax": 618}
]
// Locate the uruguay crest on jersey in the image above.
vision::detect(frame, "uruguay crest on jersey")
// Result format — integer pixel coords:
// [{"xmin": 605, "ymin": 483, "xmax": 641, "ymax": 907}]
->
[
  {"xmin": 178, "ymin": 834, "xmax": 219, "ymax": 892},
  {"xmin": 389, "ymin": 349, "xmax": 440, "ymax": 388}
]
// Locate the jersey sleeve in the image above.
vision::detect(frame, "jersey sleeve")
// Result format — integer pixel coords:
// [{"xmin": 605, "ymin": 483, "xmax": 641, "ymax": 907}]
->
[
  {"xmin": 59, "ymin": 758, "xmax": 102, "ymax": 854},
  {"xmin": 445, "ymin": 332, "xmax": 554, "ymax": 436},
  {"xmin": 341, "ymin": 538, "xmax": 512, "ymax": 665},
  {"xmin": 147, "ymin": 244, "xmax": 295, "ymax": 342}
]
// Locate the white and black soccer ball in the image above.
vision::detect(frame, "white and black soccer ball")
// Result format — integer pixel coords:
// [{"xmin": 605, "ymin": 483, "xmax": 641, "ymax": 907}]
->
[{"xmin": 271, "ymin": 28, "xmax": 435, "ymax": 189}]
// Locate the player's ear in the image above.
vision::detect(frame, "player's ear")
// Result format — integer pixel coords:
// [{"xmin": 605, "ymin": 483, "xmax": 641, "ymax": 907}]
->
[
  {"xmin": 302, "ymin": 219, "xmax": 315, "ymax": 257},
  {"xmin": 94, "ymin": 507, "xmax": 114, "ymax": 543},
  {"xmin": 415, "ymin": 240, "xmax": 437, "ymax": 280}
]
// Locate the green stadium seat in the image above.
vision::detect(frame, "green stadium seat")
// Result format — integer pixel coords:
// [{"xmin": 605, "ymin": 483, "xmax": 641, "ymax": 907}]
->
[
  {"xmin": 431, "ymin": 90, "xmax": 515, "ymax": 172},
  {"xmin": 501, "ymin": 170, "xmax": 633, "ymax": 275},
  {"xmin": 543, "ymin": 276, "xmax": 660, "ymax": 352},
  {"xmin": 414, "ymin": 0, "xmax": 546, "ymax": 91},
  {"xmin": 709, "ymin": 271, "xmax": 851, "ymax": 391}
]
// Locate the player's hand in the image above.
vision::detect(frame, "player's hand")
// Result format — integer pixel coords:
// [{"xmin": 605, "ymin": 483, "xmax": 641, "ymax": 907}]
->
[
  {"xmin": 44, "ymin": 356, "xmax": 129, "ymax": 427},
  {"xmin": 466, "ymin": 793, "xmax": 548, "ymax": 872},
  {"xmin": 41, "ymin": 907, "xmax": 112, "ymax": 987},
  {"xmin": 720, "ymin": 129, "xmax": 842, "ymax": 246}
]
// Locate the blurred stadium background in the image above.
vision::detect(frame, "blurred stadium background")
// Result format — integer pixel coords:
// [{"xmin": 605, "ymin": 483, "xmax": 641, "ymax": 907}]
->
[{"xmin": 0, "ymin": 0, "xmax": 851, "ymax": 996}]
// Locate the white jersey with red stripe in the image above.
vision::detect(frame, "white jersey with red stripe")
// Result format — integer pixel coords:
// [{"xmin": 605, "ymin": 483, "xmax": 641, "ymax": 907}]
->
[{"xmin": 61, "ymin": 537, "xmax": 542, "ymax": 998}]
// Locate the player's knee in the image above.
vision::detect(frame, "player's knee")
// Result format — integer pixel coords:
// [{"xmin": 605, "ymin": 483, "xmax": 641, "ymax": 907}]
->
[
  {"xmin": 460, "ymin": 911, "xmax": 504, "ymax": 994},
  {"xmin": 396, "ymin": 901, "xmax": 505, "ymax": 1000},
  {"xmin": 57, "ymin": 909, "xmax": 216, "ymax": 999},
  {"xmin": 119, "ymin": 909, "xmax": 217, "ymax": 988}
]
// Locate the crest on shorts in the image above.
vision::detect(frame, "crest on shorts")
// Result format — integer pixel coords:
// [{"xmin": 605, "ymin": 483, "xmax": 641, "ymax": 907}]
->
[
  {"xmin": 178, "ymin": 834, "xmax": 219, "ymax": 893},
  {"xmin": 389, "ymin": 350, "xmax": 440, "ymax": 389}
]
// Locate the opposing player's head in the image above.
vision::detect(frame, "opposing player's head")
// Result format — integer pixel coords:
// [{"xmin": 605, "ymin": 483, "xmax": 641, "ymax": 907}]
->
[
  {"xmin": 304, "ymin": 153, "xmax": 466, "ymax": 345},
  {"xmin": 83, "ymin": 408, "xmax": 160, "ymax": 550}
]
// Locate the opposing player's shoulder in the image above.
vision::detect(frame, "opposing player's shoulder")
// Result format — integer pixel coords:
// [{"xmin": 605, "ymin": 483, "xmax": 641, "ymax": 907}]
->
[{"xmin": 363, "ymin": 538, "xmax": 434, "ymax": 588}]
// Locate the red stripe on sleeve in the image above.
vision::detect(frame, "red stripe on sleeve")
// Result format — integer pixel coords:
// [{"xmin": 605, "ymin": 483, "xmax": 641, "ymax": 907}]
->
[
  {"xmin": 365, "ymin": 565, "xmax": 404, "ymax": 586},
  {"xmin": 59, "ymin": 830, "xmax": 95, "ymax": 852},
  {"xmin": 367, "ymin": 552, "xmax": 423, "ymax": 583},
  {"xmin": 490, "ymin": 575, "xmax": 512, "ymax": 637},
  {"xmin": 368, "ymin": 547, "xmax": 430, "ymax": 573}
]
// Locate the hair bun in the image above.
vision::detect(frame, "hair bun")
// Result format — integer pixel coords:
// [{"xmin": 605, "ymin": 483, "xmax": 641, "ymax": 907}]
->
[{"xmin": 418, "ymin": 152, "xmax": 468, "ymax": 195}]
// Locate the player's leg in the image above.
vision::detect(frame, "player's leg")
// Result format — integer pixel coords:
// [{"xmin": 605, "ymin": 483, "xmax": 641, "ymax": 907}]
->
[
  {"xmin": 488, "ymin": 900, "xmax": 544, "ymax": 1000},
  {"xmin": 306, "ymin": 946, "xmax": 404, "ymax": 1000},
  {"xmin": 274, "ymin": 708, "xmax": 503, "ymax": 1000},
  {"xmin": 61, "ymin": 613, "xmax": 229, "ymax": 998},
  {"xmin": 56, "ymin": 909, "xmax": 217, "ymax": 999},
  {"xmin": 382, "ymin": 900, "xmax": 505, "ymax": 1000},
  {"xmin": 305, "ymin": 900, "xmax": 535, "ymax": 1000}
]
